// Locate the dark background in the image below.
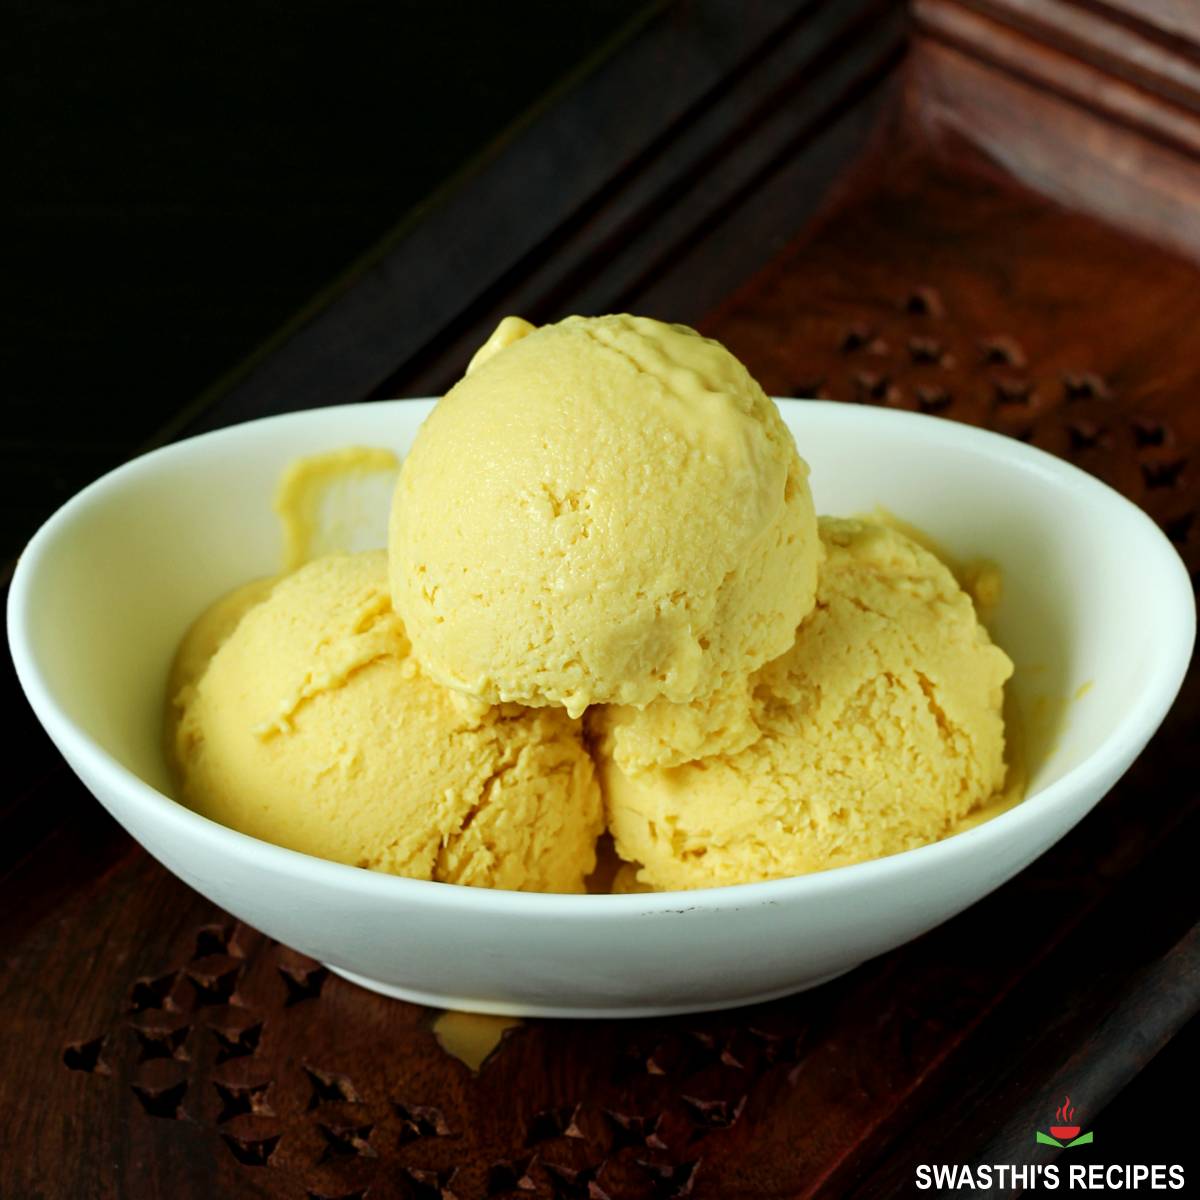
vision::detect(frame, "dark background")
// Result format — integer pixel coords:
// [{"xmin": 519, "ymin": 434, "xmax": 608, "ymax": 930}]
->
[
  {"xmin": 4, "ymin": 0, "xmax": 1192, "ymax": 1162},
  {"xmin": 5, "ymin": 0, "xmax": 649, "ymax": 561}
]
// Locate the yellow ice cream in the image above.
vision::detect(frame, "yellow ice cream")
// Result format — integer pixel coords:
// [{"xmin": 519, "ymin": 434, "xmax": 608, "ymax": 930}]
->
[
  {"xmin": 169, "ymin": 551, "xmax": 602, "ymax": 892},
  {"xmin": 596, "ymin": 518, "xmax": 1014, "ymax": 889},
  {"xmin": 600, "ymin": 513, "xmax": 1011, "ymax": 775},
  {"xmin": 598, "ymin": 678, "xmax": 762, "ymax": 773},
  {"xmin": 389, "ymin": 314, "xmax": 819, "ymax": 717}
]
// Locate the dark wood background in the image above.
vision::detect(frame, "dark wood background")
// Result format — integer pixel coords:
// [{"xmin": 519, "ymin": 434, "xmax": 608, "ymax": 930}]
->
[
  {"xmin": 4, "ymin": 1, "xmax": 1198, "ymax": 1196},
  {"xmin": 3, "ymin": 0, "xmax": 649, "ymax": 562}
]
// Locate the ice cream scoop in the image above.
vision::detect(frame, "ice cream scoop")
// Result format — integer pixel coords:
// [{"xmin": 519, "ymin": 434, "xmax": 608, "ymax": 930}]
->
[
  {"xmin": 169, "ymin": 550, "xmax": 602, "ymax": 892},
  {"xmin": 596, "ymin": 518, "xmax": 1014, "ymax": 889},
  {"xmin": 596, "ymin": 677, "xmax": 762, "ymax": 773},
  {"xmin": 388, "ymin": 314, "xmax": 819, "ymax": 717}
]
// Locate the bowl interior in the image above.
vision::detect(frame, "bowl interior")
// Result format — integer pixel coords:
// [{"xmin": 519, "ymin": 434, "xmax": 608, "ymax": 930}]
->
[
  {"xmin": 14, "ymin": 399, "xmax": 1189, "ymax": 820},
  {"xmin": 18, "ymin": 402, "xmax": 430, "ymax": 798},
  {"xmin": 803, "ymin": 411, "xmax": 1170, "ymax": 794}
]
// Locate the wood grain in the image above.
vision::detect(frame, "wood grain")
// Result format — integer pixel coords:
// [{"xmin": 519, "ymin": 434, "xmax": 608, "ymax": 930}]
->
[
  {"xmin": 162, "ymin": 0, "xmax": 906, "ymax": 435},
  {"xmin": 945, "ymin": 0, "xmax": 1200, "ymax": 111},
  {"xmin": 5, "ymin": 1, "xmax": 1200, "ymax": 1196},
  {"xmin": 912, "ymin": 0, "xmax": 1200, "ymax": 260}
]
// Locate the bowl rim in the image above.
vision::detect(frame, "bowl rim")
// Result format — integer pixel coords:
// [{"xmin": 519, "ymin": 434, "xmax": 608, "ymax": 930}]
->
[{"xmin": 8, "ymin": 398, "xmax": 1195, "ymax": 915}]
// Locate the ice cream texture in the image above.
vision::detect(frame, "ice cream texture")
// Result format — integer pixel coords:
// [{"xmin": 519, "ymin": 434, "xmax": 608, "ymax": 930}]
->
[
  {"xmin": 595, "ymin": 518, "xmax": 1014, "ymax": 890},
  {"xmin": 165, "ymin": 311, "xmax": 1019, "ymax": 896},
  {"xmin": 388, "ymin": 314, "xmax": 820, "ymax": 717},
  {"xmin": 169, "ymin": 551, "xmax": 603, "ymax": 892}
]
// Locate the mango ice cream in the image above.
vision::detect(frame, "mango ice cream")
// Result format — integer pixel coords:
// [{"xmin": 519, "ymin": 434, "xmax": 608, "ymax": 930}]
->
[
  {"xmin": 594, "ymin": 518, "xmax": 1013, "ymax": 889},
  {"xmin": 169, "ymin": 551, "xmax": 602, "ymax": 892},
  {"xmin": 165, "ymin": 312, "xmax": 1017, "ymax": 895},
  {"xmin": 388, "ymin": 314, "xmax": 820, "ymax": 718}
]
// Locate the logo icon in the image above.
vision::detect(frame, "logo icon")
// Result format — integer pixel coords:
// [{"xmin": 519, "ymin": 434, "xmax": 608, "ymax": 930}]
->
[{"xmin": 1036, "ymin": 1095, "xmax": 1093, "ymax": 1147}]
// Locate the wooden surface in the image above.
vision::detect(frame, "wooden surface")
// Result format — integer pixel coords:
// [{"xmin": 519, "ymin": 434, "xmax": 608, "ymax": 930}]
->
[
  {"xmin": 4, "ymin": 1, "xmax": 1199, "ymax": 1196},
  {"xmin": 911, "ymin": 0, "xmax": 1200, "ymax": 261}
]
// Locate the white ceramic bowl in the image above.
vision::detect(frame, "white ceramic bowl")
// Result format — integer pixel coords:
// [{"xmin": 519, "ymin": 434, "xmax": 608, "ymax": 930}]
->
[{"xmin": 8, "ymin": 400, "xmax": 1194, "ymax": 1017}]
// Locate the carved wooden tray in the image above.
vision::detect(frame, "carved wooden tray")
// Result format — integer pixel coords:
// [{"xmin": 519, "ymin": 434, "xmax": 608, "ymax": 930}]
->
[{"xmin": 4, "ymin": 2, "xmax": 1197, "ymax": 1196}]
